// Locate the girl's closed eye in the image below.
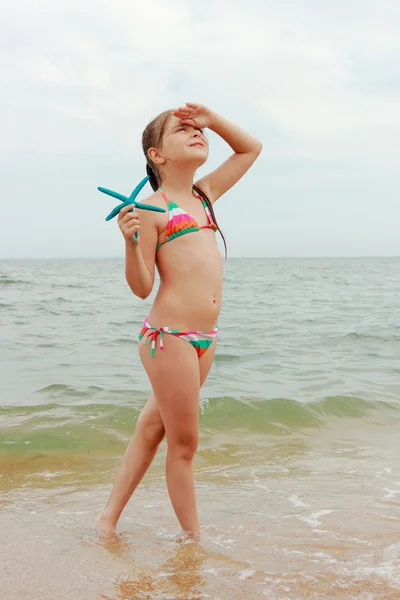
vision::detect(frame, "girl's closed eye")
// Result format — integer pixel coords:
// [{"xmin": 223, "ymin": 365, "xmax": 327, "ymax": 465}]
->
[{"xmin": 177, "ymin": 125, "xmax": 204, "ymax": 134}]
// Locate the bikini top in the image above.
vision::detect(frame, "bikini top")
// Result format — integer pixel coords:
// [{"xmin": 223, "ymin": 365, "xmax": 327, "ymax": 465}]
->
[{"xmin": 156, "ymin": 187, "xmax": 218, "ymax": 250}]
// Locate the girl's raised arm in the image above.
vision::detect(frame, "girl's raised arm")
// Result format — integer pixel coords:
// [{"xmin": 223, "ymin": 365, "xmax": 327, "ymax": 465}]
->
[{"xmin": 173, "ymin": 103, "xmax": 263, "ymax": 203}]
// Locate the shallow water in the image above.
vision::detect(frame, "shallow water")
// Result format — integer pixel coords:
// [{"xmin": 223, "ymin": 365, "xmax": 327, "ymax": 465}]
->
[
  {"xmin": 2, "ymin": 417, "xmax": 400, "ymax": 598},
  {"xmin": 1, "ymin": 257, "xmax": 400, "ymax": 598}
]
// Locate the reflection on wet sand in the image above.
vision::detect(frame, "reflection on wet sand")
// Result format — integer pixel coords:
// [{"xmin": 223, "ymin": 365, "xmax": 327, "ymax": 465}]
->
[
  {"xmin": 106, "ymin": 540, "xmax": 208, "ymax": 600},
  {"xmin": 2, "ymin": 421, "xmax": 400, "ymax": 599},
  {"xmin": 95, "ymin": 532, "xmax": 132, "ymax": 560}
]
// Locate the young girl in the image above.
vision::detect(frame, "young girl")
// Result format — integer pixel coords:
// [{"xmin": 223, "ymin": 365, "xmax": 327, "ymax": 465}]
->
[{"xmin": 97, "ymin": 102, "xmax": 262, "ymax": 537}]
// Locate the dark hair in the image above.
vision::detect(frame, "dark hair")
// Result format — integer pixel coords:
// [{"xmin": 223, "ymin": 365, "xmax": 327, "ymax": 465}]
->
[
  {"xmin": 142, "ymin": 110, "xmax": 227, "ymax": 258},
  {"xmin": 142, "ymin": 109, "xmax": 172, "ymax": 192},
  {"xmin": 192, "ymin": 184, "xmax": 227, "ymax": 258}
]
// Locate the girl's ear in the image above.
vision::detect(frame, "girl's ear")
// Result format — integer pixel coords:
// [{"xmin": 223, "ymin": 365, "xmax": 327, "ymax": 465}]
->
[{"xmin": 148, "ymin": 147, "xmax": 165, "ymax": 166}]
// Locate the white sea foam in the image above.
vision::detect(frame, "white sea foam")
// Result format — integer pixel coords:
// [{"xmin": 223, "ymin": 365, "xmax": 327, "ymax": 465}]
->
[
  {"xmin": 287, "ymin": 494, "xmax": 308, "ymax": 507},
  {"xmin": 239, "ymin": 569, "xmax": 256, "ymax": 579},
  {"xmin": 298, "ymin": 509, "xmax": 335, "ymax": 527}
]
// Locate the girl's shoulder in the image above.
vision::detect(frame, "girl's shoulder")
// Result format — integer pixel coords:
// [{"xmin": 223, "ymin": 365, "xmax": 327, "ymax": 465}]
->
[
  {"xmin": 137, "ymin": 190, "xmax": 168, "ymax": 229},
  {"xmin": 142, "ymin": 189, "xmax": 165, "ymax": 208},
  {"xmin": 138, "ymin": 191, "xmax": 167, "ymax": 215}
]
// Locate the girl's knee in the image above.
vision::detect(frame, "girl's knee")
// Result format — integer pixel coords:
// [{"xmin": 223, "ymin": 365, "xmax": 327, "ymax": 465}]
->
[
  {"xmin": 168, "ymin": 431, "xmax": 198, "ymax": 459},
  {"xmin": 137, "ymin": 413, "xmax": 165, "ymax": 447},
  {"xmin": 148, "ymin": 422, "xmax": 165, "ymax": 447}
]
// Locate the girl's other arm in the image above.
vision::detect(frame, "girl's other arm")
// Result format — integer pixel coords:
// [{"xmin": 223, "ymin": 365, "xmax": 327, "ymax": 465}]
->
[
  {"xmin": 196, "ymin": 112, "xmax": 263, "ymax": 202},
  {"xmin": 118, "ymin": 204, "xmax": 157, "ymax": 300}
]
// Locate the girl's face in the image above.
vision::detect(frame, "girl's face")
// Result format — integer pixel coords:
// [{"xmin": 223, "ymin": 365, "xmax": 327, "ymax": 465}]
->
[{"xmin": 158, "ymin": 115, "xmax": 209, "ymax": 167}]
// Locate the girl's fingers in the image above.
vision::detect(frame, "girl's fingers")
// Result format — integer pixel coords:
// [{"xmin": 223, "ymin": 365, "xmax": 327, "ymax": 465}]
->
[
  {"xmin": 174, "ymin": 112, "xmax": 191, "ymax": 120},
  {"xmin": 118, "ymin": 204, "xmax": 135, "ymax": 219},
  {"xmin": 173, "ymin": 108, "xmax": 189, "ymax": 115},
  {"xmin": 120, "ymin": 219, "xmax": 139, "ymax": 235},
  {"xmin": 174, "ymin": 102, "xmax": 200, "ymax": 116},
  {"xmin": 180, "ymin": 119, "xmax": 196, "ymax": 127},
  {"xmin": 126, "ymin": 225, "xmax": 140, "ymax": 238},
  {"xmin": 119, "ymin": 211, "xmax": 139, "ymax": 224},
  {"xmin": 181, "ymin": 110, "xmax": 199, "ymax": 119},
  {"xmin": 120, "ymin": 219, "xmax": 139, "ymax": 231}
]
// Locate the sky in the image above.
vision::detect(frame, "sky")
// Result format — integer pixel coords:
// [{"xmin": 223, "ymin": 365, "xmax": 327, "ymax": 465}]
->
[{"xmin": 1, "ymin": 0, "xmax": 400, "ymax": 258}]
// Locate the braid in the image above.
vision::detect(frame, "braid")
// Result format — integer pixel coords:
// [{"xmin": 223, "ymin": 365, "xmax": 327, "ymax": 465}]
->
[
  {"xmin": 192, "ymin": 185, "xmax": 227, "ymax": 259},
  {"xmin": 146, "ymin": 163, "xmax": 159, "ymax": 191},
  {"xmin": 142, "ymin": 110, "xmax": 171, "ymax": 193}
]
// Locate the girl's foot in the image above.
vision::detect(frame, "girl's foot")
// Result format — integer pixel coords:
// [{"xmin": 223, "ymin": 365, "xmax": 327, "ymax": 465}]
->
[
  {"xmin": 176, "ymin": 529, "xmax": 201, "ymax": 544},
  {"xmin": 96, "ymin": 512, "xmax": 117, "ymax": 537}
]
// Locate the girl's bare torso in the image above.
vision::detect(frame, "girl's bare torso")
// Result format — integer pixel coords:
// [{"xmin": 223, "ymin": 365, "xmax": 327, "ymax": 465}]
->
[{"xmin": 146, "ymin": 192, "xmax": 223, "ymax": 332}]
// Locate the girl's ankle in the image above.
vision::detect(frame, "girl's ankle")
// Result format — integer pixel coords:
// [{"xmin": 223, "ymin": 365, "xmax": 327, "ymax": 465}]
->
[{"xmin": 100, "ymin": 508, "xmax": 118, "ymax": 525}]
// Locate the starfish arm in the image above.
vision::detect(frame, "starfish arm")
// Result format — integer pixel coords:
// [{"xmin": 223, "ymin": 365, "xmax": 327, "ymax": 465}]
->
[
  {"xmin": 135, "ymin": 202, "xmax": 166, "ymax": 213},
  {"xmin": 105, "ymin": 203, "xmax": 133, "ymax": 221},
  {"xmin": 98, "ymin": 187, "xmax": 129, "ymax": 203},
  {"xmin": 105, "ymin": 201, "xmax": 166, "ymax": 220},
  {"xmin": 128, "ymin": 175, "xmax": 150, "ymax": 202}
]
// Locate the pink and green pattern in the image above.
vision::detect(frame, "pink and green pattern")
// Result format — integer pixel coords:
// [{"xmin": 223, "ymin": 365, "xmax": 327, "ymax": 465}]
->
[
  {"xmin": 156, "ymin": 188, "xmax": 217, "ymax": 250},
  {"xmin": 139, "ymin": 319, "xmax": 219, "ymax": 358}
]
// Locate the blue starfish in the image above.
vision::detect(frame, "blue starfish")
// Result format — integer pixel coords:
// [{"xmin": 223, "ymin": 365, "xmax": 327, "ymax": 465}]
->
[{"xmin": 98, "ymin": 175, "xmax": 165, "ymax": 222}]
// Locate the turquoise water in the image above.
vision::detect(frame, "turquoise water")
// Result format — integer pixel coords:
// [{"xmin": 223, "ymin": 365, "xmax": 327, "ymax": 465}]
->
[
  {"xmin": 1, "ymin": 257, "xmax": 400, "ymax": 599},
  {"xmin": 1, "ymin": 257, "xmax": 400, "ymax": 450}
]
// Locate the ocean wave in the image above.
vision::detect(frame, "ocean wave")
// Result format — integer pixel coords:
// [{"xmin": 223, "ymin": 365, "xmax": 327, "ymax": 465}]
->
[
  {"xmin": 51, "ymin": 283, "xmax": 86, "ymax": 289},
  {"xmin": 34, "ymin": 307, "xmax": 62, "ymax": 316},
  {"xmin": 213, "ymin": 353, "xmax": 242, "ymax": 363},
  {"xmin": 1, "ymin": 394, "xmax": 399, "ymax": 455},
  {"xmin": 196, "ymin": 395, "xmax": 400, "ymax": 435},
  {"xmin": 0, "ymin": 277, "xmax": 31, "ymax": 286},
  {"xmin": 341, "ymin": 331, "xmax": 400, "ymax": 342},
  {"xmin": 35, "ymin": 384, "xmax": 106, "ymax": 397}
]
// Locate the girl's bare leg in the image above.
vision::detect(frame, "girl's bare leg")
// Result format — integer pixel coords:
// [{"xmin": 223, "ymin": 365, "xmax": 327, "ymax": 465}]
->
[
  {"xmin": 97, "ymin": 338, "xmax": 217, "ymax": 536},
  {"xmin": 139, "ymin": 335, "xmax": 217, "ymax": 534},
  {"xmin": 97, "ymin": 392, "xmax": 165, "ymax": 535}
]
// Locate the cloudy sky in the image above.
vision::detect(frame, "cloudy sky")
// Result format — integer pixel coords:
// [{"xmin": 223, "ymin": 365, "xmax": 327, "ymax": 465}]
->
[{"xmin": 1, "ymin": 0, "xmax": 399, "ymax": 258}]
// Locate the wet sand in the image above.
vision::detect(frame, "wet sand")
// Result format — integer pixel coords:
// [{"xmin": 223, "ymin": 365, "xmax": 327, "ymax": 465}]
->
[{"xmin": 2, "ymin": 421, "xmax": 400, "ymax": 599}]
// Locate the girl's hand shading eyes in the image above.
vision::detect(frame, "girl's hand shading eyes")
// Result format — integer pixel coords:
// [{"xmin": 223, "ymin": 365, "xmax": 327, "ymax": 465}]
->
[{"xmin": 172, "ymin": 103, "xmax": 215, "ymax": 130}]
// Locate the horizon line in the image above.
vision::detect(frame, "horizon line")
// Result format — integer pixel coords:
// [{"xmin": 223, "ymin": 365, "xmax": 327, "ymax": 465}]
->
[{"xmin": 1, "ymin": 255, "xmax": 399, "ymax": 261}]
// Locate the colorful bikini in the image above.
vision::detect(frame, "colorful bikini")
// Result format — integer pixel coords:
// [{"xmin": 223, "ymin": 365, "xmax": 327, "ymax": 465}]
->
[
  {"xmin": 97, "ymin": 176, "xmax": 219, "ymax": 359},
  {"xmin": 156, "ymin": 186, "xmax": 218, "ymax": 249},
  {"xmin": 139, "ymin": 319, "xmax": 219, "ymax": 358}
]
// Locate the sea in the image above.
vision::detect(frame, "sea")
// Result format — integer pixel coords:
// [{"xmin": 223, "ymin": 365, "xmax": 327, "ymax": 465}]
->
[{"xmin": 1, "ymin": 257, "xmax": 400, "ymax": 599}]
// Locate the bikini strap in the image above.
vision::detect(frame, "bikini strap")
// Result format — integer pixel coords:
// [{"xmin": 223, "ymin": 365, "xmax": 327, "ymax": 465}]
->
[
  {"xmin": 197, "ymin": 191, "xmax": 216, "ymax": 228},
  {"xmin": 160, "ymin": 186, "xmax": 203, "ymax": 201},
  {"xmin": 157, "ymin": 188, "xmax": 170, "ymax": 249},
  {"xmin": 158, "ymin": 187, "xmax": 169, "ymax": 205}
]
